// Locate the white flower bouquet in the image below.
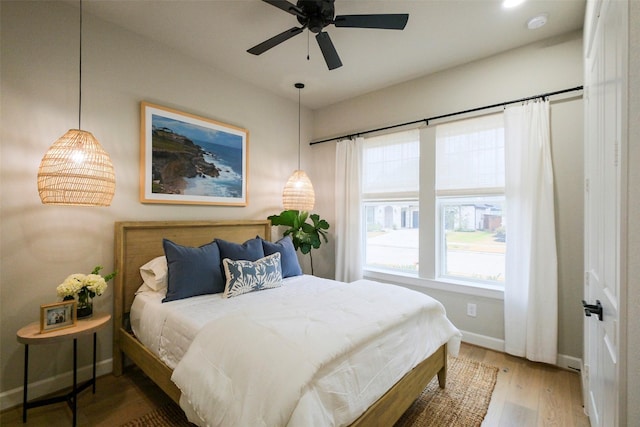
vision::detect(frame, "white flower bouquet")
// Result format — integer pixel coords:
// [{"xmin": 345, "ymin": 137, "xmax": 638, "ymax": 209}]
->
[{"xmin": 56, "ymin": 266, "xmax": 116, "ymax": 310}]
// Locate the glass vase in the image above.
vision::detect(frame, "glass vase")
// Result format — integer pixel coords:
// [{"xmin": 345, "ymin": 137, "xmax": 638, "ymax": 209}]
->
[{"xmin": 77, "ymin": 292, "xmax": 93, "ymax": 319}]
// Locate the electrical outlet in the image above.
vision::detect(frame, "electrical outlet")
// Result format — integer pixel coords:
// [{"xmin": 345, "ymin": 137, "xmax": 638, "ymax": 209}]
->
[{"xmin": 467, "ymin": 303, "xmax": 477, "ymax": 317}]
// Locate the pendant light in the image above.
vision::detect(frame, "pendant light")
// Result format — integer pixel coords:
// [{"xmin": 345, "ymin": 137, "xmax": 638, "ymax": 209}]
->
[
  {"xmin": 282, "ymin": 83, "xmax": 315, "ymax": 212},
  {"xmin": 37, "ymin": 0, "xmax": 115, "ymax": 206}
]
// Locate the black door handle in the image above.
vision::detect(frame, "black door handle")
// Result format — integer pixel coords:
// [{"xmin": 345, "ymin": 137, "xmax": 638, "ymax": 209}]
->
[{"xmin": 582, "ymin": 300, "xmax": 603, "ymax": 321}]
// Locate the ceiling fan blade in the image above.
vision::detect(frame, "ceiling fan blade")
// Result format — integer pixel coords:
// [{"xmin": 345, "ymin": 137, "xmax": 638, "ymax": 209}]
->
[
  {"xmin": 333, "ymin": 14, "xmax": 409, "ymax": 30},
  {"xmin": 316, "ymin": 32, "xmax": 342, "ymax": 70},
  {"xmin": 247, "ymin": 27, "xmax": 304, "ymax": 55},
  {"xmin": 262, "ymin": 0, "xmax": 305, "ymax": 18}
]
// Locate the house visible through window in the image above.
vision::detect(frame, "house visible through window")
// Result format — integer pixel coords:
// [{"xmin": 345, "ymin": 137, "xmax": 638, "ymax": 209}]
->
[
  {"xmin": 435, "ymin": 114, "xmax": 505, "ymax": 284},
  {"xmin": 362, "ymin": 129, "xmax": 420, "ymax": 273},
  {"xmin": 361, "ymin": 113, "xmax": 505, "ymax": 288}
]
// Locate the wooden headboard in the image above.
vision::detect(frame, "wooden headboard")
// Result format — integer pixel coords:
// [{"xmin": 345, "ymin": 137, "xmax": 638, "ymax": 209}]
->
[{"xmin": 113, "ymin": 220, "xmax": 271, "ymax": 369}]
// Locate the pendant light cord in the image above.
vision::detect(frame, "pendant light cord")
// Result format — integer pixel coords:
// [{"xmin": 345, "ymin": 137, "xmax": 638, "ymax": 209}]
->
[
  {"xmin": 297, "ymin": 86, "xmax": 301, "ymax": 169},
  {"xmin": 294, "ymin": 83, "xmax": 304, "ymax": 170},
  {"xmin": 78, "ymin": 0, "xmax": 83, "ymax": 130}
]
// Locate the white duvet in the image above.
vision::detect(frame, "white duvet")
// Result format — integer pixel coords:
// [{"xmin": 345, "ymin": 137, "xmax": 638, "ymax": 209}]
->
[{"xmin": 131, "ymin": 275, "xmax": 461, "ymax": 427}]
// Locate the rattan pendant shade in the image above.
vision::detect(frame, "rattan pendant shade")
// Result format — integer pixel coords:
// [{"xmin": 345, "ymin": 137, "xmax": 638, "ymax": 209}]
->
[
  {"xmin": 37, "ymin": 129, "xmax": 115, "ymax": 206},
  {"xmin": 282, "ymin": 83, "xmax": 315, "ymax": 212},
  {"xmin": 282, "ymin": 169, "xmax": 315, "ymax": 211},
  {"xmin": 37, "ymin": 0, "xmax": 115, "ymax": 207}
]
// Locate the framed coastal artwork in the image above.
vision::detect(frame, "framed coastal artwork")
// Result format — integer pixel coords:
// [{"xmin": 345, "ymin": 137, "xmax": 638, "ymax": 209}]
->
[{"xmin": 140, "ymin": 102, "xmax": 249, "ymax": 206}]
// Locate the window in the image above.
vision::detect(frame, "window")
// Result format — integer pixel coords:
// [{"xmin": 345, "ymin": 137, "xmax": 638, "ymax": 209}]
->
[
  {"xmin": 360, "ymin": 114, "xmax": 505, "ymax": 288},
  {"xmin": 362, "ymin": 130, "xmax": 420, "ymax": 273},
  {"xmin": 436, "ymin": 114, "xmax": 505, "ymax": 284},
  {"xmin": 437, "ymin": 197, "xmax": 505, "ymax": 283}
]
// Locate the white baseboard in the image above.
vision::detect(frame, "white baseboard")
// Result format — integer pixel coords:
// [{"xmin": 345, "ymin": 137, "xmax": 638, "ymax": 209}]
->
[
  {"xmin": 460, "ymin": 329, "xmax": 505, "ymax": 352},
  {"xmin": 0, "ymin": 359, "xmax": 112, "ymax": 412},
  {"xmin": 558, "ymin": 353, "xmax": 583, "ymax": 373},
  {"xmin": 459, "ymin": 329, "xmax": 583, "ymax": 372}
]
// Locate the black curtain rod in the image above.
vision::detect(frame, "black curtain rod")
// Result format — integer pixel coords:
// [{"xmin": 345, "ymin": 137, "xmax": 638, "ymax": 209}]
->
[{"xmin": 309, "ymin": 85, "xmax": 583, "ymax": 145}]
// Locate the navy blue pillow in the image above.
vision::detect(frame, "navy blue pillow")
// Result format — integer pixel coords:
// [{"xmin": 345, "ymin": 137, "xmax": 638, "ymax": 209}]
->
[
  {"xmin": 162, "ymin": 239, "xmax": 224, "ymax": 303},
  {"xmin": 261, "ymin": 236, "xmax": 302, "ymax": 278},
  {"xmin": 216, "ymin": 237, "xmax": 265, "ymax": 262},
  {"xmin": 216, "ymin": 237, "xmax": 266, "ymax": 281}
]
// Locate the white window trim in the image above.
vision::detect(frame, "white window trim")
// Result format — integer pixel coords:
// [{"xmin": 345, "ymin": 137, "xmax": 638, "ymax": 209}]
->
[
  {"xmin": 436, "ymin": 187, "xmax": 505, "ymax": 197},
  {"xmin": 419, "ymin": 127, "xmax": 437, "ymax": 280},
  {"xmin": 363, "ymin": 268, "xmax": 504, "ymax": 300}
]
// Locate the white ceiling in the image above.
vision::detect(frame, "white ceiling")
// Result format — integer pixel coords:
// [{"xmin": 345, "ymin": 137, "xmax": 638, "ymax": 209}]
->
[{"xmin": 80, "ymin": 0, "xmax": 585, "ymax": 109}]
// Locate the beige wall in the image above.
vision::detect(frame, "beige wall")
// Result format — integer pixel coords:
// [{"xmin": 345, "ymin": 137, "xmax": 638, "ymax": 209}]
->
[
  {"xmin": 311, "ymin": 31, "xmax": 585, "ymax": 361},
  {"xmin": 0, "ymin": 1, "xmax": 318, "ymax": 404}
]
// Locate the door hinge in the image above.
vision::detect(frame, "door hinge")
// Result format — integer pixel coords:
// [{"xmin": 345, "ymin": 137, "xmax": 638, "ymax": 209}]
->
[
  {"xmin": 585, "ymin": 272, "xmax": 590, "ymax": 286},
  {"xmin": 585, "ymin": 178, "xmax": 590, "ymax": 193}
]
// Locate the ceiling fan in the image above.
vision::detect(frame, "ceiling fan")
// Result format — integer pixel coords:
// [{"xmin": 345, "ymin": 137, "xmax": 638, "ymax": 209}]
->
[{"xmin": 247, "ymin": 0, "xmax": 409, "ymax": 70}]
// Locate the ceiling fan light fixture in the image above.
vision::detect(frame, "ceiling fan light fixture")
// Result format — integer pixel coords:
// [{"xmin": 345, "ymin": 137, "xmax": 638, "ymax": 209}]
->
[{"xmin": 247, "ymin": 0, "xmax": 409, "ymax": 71}]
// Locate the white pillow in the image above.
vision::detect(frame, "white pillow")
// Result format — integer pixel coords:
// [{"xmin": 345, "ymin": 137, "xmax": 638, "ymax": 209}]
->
[
  {"xmin": 136, "ymin": 283, "xmax": 156, "ymax": 294},
  {"xmin": 139, "ymin": 256, "xmax": 168, "ymax": 291}
]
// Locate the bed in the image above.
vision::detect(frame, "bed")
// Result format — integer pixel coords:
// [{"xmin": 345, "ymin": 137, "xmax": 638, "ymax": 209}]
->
[{"xmin": 113, "ymin": 220, "xmax": 461, "ymax": 426}]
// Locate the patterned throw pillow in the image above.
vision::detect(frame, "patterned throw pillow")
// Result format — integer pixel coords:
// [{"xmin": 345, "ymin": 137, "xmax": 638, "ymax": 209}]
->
[{"xmin": 222, "ymin": 253, "xmax": 283, "ymax": 298}]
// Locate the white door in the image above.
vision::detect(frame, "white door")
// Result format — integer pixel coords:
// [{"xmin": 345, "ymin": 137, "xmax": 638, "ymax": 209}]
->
[{"xmin": 583, "ymin": 0, "xmax": 625, "ymax": 425}]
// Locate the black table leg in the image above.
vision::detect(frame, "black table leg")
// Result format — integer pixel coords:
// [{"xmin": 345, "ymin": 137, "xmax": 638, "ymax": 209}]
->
[
  {"xmin": 92, "ymin": 332, "xmax": 96, "ymax": 393},
  {"xmin": 21, "ymin": 333, "xmax": 99, "ymax": 425},
  {"xmin": 72, "ymin": 338, "xmax": 77, "ymax": 427},
  {"xmin": 22, "ymin": 344, "xmax": 28, "ymax": 423}
]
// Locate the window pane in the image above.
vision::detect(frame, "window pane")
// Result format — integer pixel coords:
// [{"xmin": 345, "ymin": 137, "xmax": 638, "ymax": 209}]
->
[
  {"xmin": 436, "ymin": 114, "xmax": 504, "ymax": 191},
  {"xmin": 439, "ymin": 197, "xmax": 505, "ymax": 283},
  {"xmin": 364, "ymin": 202, "xmax": 419, "ymax": 273},
  {"xmin": 363, "ymin": 130, "xmax": 420, "ymax": 195}
]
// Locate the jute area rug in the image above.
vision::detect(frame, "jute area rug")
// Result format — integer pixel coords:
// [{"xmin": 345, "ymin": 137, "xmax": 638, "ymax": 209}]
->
[{"xmin": 121, "ymin": 356, "xmax": 498, "ymax": 427}]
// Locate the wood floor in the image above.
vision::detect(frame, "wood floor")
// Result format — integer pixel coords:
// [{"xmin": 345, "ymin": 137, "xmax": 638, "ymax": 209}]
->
[{"xmin": 0, "ymin": 343, "xmax": 590, "ymax": 426}]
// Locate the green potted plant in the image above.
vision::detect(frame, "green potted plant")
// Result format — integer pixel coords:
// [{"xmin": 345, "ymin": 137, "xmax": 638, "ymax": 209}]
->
[{"xmin": 267, "ymin": 210, "xmax": 329, "ymax": 275}]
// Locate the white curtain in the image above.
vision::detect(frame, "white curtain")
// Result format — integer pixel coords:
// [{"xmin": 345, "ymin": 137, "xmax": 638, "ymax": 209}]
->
[
  {"xmin": 504, "ymin": 100, "xmax": 558, "ymax": 364},
  {"xmin": 334, "ymin": 137, "xmax": 363, "ymax": 282}
]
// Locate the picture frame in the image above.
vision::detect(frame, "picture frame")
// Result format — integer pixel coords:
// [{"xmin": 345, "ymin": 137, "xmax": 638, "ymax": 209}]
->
[
  {"xmin": 140, "ymin": 102, "xmax": 249, "ymax": 206},
  {"xmin": 40, "ymin": 301, "xmax": 77, "ymax": 333}
]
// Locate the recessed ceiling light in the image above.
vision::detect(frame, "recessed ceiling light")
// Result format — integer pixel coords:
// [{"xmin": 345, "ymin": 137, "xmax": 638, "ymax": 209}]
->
[
  {"xmin": 503, "ymin": 0, "xmax": 526, "ymax": 8},
  {"xmin": 527, "ymin": 13, "xmax": 548, "ymax": 29}
]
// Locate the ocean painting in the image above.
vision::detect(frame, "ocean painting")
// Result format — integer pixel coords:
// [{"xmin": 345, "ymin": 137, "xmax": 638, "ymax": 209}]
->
[{"xmin": 140, "ymin": 103, "xmax": 248, "ymax": 206}]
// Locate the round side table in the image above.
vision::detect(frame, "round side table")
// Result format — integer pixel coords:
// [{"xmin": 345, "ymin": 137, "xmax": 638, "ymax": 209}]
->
[{"xmin": 16, "ymin": 312, "xmax": 111, "ymax": 426}]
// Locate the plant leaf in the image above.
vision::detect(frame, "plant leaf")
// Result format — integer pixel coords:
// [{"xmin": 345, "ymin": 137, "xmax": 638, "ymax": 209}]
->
[
  {"xmin": 300, "ymin": 242, "xmax": 311, "ymax": 254},
  {"xmin": 267, "ymin": 209, "xmax": 330, "ymax": 258}
]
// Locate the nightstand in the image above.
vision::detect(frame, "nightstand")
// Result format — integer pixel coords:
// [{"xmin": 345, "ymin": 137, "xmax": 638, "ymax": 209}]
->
[{"xmin": 16, "ymin": 312, "xmax": 110, "ymax": 426}]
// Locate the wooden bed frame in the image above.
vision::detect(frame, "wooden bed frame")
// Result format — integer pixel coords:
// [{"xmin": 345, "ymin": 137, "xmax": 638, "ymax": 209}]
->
[{"xmin": 112, "ymin": 220, "xmax": 447, "ymax": 426}]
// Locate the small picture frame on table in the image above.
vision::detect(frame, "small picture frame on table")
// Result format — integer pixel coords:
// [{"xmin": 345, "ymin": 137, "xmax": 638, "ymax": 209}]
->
[{"xmin": 40, "ymin": 301, "xmax": 77, "ymax": 333}]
